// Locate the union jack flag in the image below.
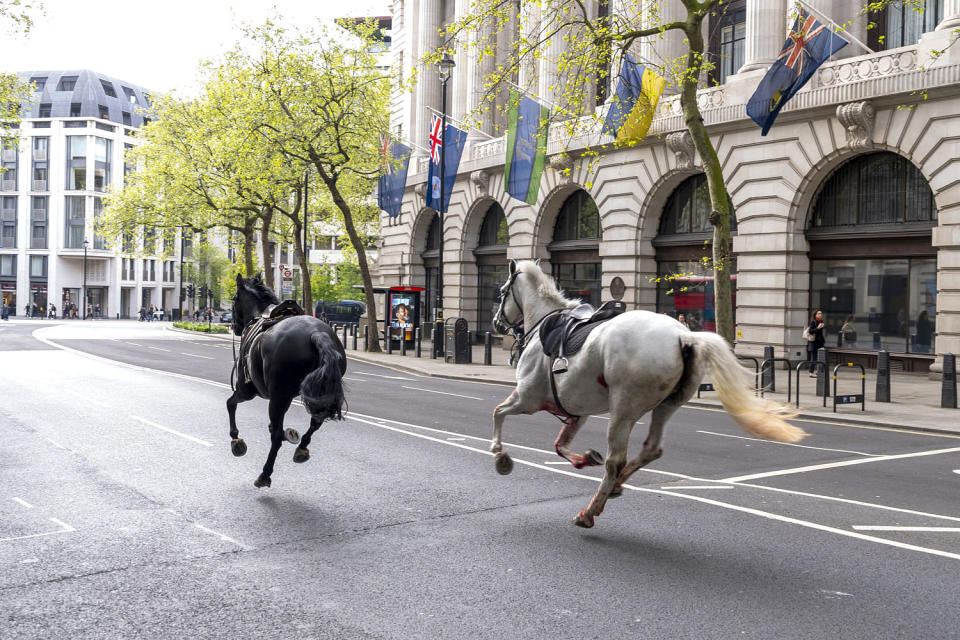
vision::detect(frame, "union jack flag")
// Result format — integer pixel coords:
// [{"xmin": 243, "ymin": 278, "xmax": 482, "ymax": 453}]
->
[
  {"xmin": 428, "ymin": 114, "xmax": 443, "ymax": 164},
  {"xmin": 379, "ymin": 133, "xmax": 393, "ymax": 175},
  {"xmin": 777, "ymin": 13, "xmax": 826, "ymax": 74}
]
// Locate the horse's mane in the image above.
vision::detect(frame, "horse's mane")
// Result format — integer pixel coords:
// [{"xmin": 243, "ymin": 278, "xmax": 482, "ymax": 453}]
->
[
  {"xmin": 240, "ymin": 277, "xmax": 280, "ymax": 306},
  {"xmin": 515, "ymin": 260, "xmax": 579, "ymax": 309}
]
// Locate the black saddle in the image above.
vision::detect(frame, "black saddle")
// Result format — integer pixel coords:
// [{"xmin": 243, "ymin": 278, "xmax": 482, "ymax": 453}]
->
[
  {"xmin": 260, "ymin": 300, "xmax": 304, "ymax": 328},
  {"xmin": 540, "ymin": 301, "xmax": 626, "ymax": 372}
]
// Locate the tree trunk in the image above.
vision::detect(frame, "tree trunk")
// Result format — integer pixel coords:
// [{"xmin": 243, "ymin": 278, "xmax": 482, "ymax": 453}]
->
[
  {"xmin": 259, "ymin": 206, "xmax": 275, "ymax": 291},
  {"xmin": 682, "ymin": 11, "xmax": 735, "ymax": 346},
  {"xmin": 291, "ymin": 218, "xmax": 313, "ymax": 315},
  {"xmin": 315, "ymin": 165, "xmax": 382, "ymax": 353},
  {"xmin": 242, "ymin": 216, "xmax": 256, "ymax": 276}
]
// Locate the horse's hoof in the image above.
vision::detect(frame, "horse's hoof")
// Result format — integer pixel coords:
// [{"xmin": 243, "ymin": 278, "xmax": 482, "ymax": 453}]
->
[
  {"xmin": 293, "ymin": 448, "xmax": 310, "ymax": 463},
  {"xmin": 586, "ymin": 449, "xmax": 604, "ymax": 466},
  {"xmin": 284, "ymin": 428, "xmax": 300, "ymax": 444},
  {"xmin": 609, "ymin": 486, "xmax": 623, "ymax": 499},
  {"xmin": 231, "ymin": 438, "xmax": 247, "ymax": 457},
  {"xmin": 253, "ymin": 475, "xmax": 272, "ymax": 488},
  {"xmin": 573, "ymin": 510, "xmax": 595, "ymax": 528},
  {"xmin": 494, "ymin": 451, "xmax": 514, "ymax": 475}
]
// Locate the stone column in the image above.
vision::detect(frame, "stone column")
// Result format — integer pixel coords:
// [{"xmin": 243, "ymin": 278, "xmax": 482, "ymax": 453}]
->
[
  {"xmin": 451, "ymin": 0, "xmax": 471, "ymax": 124},
  {"xmin": 413, "ymin": 0, "xmax": 442, "ymax": 157},
  {"xmin": 739, "ymin": 0, "xmax": 787, "ymax": 73},
  {"xmin": 518, "ymin": 1, "xmax": 540, "ymax": 91},
  {"xmin": 939, "ymin": 0, "xmax": 960, "ymax": 30},
  {"xmin": 538, "ymin": 3, "xmax": 566, "ymax": 109}
]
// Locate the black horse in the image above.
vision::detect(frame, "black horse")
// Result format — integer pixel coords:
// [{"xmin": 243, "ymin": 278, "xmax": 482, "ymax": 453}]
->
[{"xmin": 228, "ymin": 273, "xmax": 346, "ymax": 488}]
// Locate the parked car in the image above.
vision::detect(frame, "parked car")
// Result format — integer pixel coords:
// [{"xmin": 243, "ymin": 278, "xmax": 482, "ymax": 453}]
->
[
  {"xmin": 219, "ymin": 311, "xmax": 233, "ymax": 323},
  {"xmin": 314, "ymin": 300, "xmax": 366, "ymax": 325}
]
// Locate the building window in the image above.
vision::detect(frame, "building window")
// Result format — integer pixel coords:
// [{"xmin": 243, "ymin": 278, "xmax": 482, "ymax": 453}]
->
[
  {"xmin": 30, "ymin": 76, "xmax": 47, "ymax": 91},
  {"xmin": 122, "ymin": 86, "xmax": 137, "ymax": 104},
  {"xmin": 57, "ymin": 75, "xmax": 78, "ymax": 91},
  {"xmin": 1, "ymin": 138, "xmax": 17, "ymax": 191},
  {"xmin": 143, "ymin": 226, "xmax": 155, "ymax": 254},
  {"xmin": 38, "ymin": 103, "xmax": 51, "ymax": 118},
  {"xmin": 1, "ymin": 195, "xmax": 15, "ymax": 249},
  {"xmin": 93, "ymin": 198, "xmax": 106, "ymax": 249},
  {"xmin": 869, "ymin": 0, "xmax": 942, "ymax": 51},
  {"xmin": 66, "ymin": 136, "xmax": 87, "ymax": 190},
  {"xmin": 122, "ymin": 111, "xmax": 131, "ymax": 126},
  {"xmin": 0, "ymin": 254, "xmax": 15, "ymax": 276},
  {"xmin": 478, "ymin": 202, "xmax": 508, "ymax": 247},
  {"xmin": 32, "ymin": 137, "xmax": 48, "ymax": 192},
  {"xmin": 708, "ymin": 0, "xmax": 746, "ymax": 84},
  {"xmin": 94, "ymin": 138, "xmax": 111, "ymax": 191},
  {"xmin": 31, "ymin": 196, "xmax": 47, "ymax": 249},
  {"xmin": 550, "ymin": 190, "xmax": 601, "ymax": 307},
  {"xmin": 100, "ymin": 80, "xmax": 117, "ymax": 98},
  {"xmin": 70, "ymin": 102, "xmax": 81, "ymax": 117},
  {"xmin": 595, "ymin": 0, "xmax": 611, "ymax": 105},
  {"xmin": 65, "ymin": 195, "xmax": 86, "ymax": 249},
  {"xmin": 30, "ymin": 255, "xmax": 47, "ymax": 278},
  {"xmin": 475, "ymin": 202, "xmax": 509, "ymax": 333},
  {"xmin": 98, "ymin": 105, "xmax": 109, "ymax": 120},
  {"xmin": 552, "ymin": 189, "xmax": 600, "ymax": 242}
]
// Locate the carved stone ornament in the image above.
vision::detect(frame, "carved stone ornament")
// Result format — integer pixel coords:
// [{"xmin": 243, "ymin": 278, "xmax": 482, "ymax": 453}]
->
[
  {"xmin": 666, "ymin": 131, "xmax": 696, "ymax": 169},
  {"xmin": 470, "ymin": 170, "xmax": 490, "ymax": 195},
  {"xmin": 836, "ymin": 101, "xmax": 875, "ymax": 151},
  {"xmin": 414, "ymin": 182, "xmax": 427, "ymax": 199}
]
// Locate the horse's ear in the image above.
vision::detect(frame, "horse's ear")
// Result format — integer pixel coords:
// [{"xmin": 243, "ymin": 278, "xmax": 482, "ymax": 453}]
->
[
  {"xmin": 509, "ymin": 259, "xmax": 517, "ymax": 275},
  {"xmin": 235, "ymin": 273, "xmax": 244, "ymax": 286},
  {"xmin": 533, "ymin": 258, "xmax": 542, "ymax": 267},
  {"xmin": 254, "ymin": 272, "xmax": 262, "ymax": 283}
]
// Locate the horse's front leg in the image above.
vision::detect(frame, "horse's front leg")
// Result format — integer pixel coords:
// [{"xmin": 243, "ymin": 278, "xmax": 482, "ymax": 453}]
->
[
  {"xmin": 574, "ymin": 415, "xmax": 634, "ymax": 528},
  {"xmin": 491, "ymin": 388, "xmax": 531, "ymax": 475},
  {"xmin": 254, "ymin": 395, "xmax": 294, "ymax": 488},
  {"xmin": 226, "ymin": 382, "xmax": 257, "ymax": 457},
  {"xmin": 554, "ymin": 416, "xmax": 603, "ymax": 469}
]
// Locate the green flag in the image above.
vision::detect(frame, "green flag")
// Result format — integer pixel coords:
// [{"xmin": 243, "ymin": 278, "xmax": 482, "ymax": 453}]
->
[{"xmin": 504, "ymin": 88, "xmax": 549, "ymax": 205}]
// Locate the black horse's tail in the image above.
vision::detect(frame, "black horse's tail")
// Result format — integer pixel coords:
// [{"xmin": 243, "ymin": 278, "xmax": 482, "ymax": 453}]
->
[{"xmin": 300, "ymin": 331, "xmax": 346, "ymax": 421}]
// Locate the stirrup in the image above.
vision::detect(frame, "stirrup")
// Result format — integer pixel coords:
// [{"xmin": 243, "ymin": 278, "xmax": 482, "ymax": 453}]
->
[{"xmin": 552, "ymin": 357, "xmax": 569, "ymax": 374}]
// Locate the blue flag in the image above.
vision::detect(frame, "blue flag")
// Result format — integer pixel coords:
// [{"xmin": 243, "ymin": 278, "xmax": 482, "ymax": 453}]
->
[
  {"xmin": 377, "ymin": 134, "xmax": 411, "ymax": 218},
  {"xmin": 504, "ymin": 89, "xmax": 549, "ymax": 205},
  {"xmin": 601, "ymin": 53, "xmax": 665, "ymax": 145},
  {"xmin": 425, "ymin": 115, "xmax": 467, "ymax": 213},
  {"xmin": 747, "ymin": 12, "xmax": 848, "ymax": 135}
]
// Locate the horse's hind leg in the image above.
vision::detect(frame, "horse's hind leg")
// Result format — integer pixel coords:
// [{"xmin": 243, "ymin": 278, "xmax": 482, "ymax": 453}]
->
[
  {"xmin": 554, "ymin": 416, "xmax": 603, "ymax": 469},
  {"xmin": 574, "ymin": 412, "xmax": 636, "ymax": 528},
  {"xmin": 227, "ymin": 382, "xmax": 257, "ymax": 457},
  {"xmin": 293, "ymin": 414, "xmax": 324, "ymax": 463},
  {"xmin": 608, "ymin": 404, "xmax": 674, "ymax": 498},
  {"xmin": 254, "ymin": 395, "xmax": 294, "ymax": 488}
]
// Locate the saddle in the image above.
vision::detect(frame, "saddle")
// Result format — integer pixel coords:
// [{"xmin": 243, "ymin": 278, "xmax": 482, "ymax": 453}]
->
[
  {"xmin": 539, "ymin": 300, "xmax": 626, "ymax": 374},
  {"xmin": 234, "ymin": 301, "xmax": 304, "ymax": 388}
]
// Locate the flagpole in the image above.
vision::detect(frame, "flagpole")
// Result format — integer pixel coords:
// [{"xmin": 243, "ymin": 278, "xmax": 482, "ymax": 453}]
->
[
  {"xmin": 425, "ymin": 106, "xmax": 495, "ymax": 140},
  {"xmin": 795, "ymin": 0, "xmax": 875, "ymax": 55}
]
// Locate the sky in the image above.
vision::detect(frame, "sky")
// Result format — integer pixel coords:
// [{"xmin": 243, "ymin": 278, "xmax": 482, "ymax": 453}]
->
[{"xmin": 2, "ymin": 0, "xmax": 391, "ymax": 93}]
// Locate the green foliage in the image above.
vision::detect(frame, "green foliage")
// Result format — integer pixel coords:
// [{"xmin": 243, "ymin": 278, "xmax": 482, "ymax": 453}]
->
[
  {"xmin": 311, "ymin": 260, "xmax": 363, "ymax": 304},
  {"xmin": 182, "ymin": 242, "xmax": 234, "ymax": 307},
  {"xmin": 173, "ymin": 321, "xmax": 229, "ymax": 334}
]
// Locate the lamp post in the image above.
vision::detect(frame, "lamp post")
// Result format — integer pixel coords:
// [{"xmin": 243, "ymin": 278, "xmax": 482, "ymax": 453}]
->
[
  {"xmin": 177, "ymin": 229, "xmax": 185, "ymax": 322},
  {"xmin": 435, "ymin": 52, "xmax": 455, "ymax": 357},
  {"xmin": 82, "ymin": 239, "xmax": 89, "ymax": 320}
]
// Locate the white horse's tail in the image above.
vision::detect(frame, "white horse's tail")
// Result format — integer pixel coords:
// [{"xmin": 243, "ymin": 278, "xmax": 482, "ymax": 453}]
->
[{"xmin": 683, "ymin": 332, "xmax": 807, "ymax": 443}]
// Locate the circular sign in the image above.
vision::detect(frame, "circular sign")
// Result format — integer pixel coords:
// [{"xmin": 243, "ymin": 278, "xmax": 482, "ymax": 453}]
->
[
  {"xmin": 283, "ymin": 269, "xmax": 292, "ymax": 279},
  {"xmin": 610, "ymin": 276, "xmax": 625, "ymax": 301}
]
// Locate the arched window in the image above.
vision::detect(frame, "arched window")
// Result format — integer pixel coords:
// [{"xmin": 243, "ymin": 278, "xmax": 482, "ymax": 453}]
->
[
  {"xmin": 424, "ymin": 214, "xmax": 441, "ymax": 253},
  {"xmin": 475, "ymin": 202, "xmax": 509, "ymax": 334},
  {"xmin": 807, "ymin": 153, "xmax": 937, "ymax": 363},
  {"xmin": 654, "ymin": 174, "xmax": 736, "ymax": 331},
  {"xmin": 549, "ymin": 189, "xmax": 601, "ymax": 307},
  {"xmin": 420, "ymin": 213, "xmax": 441, "ymax": 324},
  {"xmin": 869, "ymin": 0, "xmax": 942, "ymax": 51}
]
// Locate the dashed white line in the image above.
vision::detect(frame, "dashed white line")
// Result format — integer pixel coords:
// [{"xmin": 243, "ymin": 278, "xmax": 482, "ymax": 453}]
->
[
  {"xmin": 696, "ymin": 430, "xmax": 879, "ymax": 457},
  {"xmin": 193, "ymin": 523, "xmax": 252, "ymax": 550},
  {"xmin": 11, "ymin": 497, "xmax": 34, "ymax": 509},
  {"xmin": 48, "ymin": 517, "xmax": 75, "ymax": 532},
  {"xmin": 181, "ymin": 352, "xmax": 214, "ymax": 359},
  {"xmin": 354, "ymin": 371, "xmax": 414, "ymax": 380},
  {"xmin": 66, "ymin": 389, "xmax": 110, "ymax": 408},
  {"xmin": 124, "ymin": 342, "xmax": 144, "ymax": 348},
  {"xmin": 852, "ymin": 526, "xmax": 960, "ymax": 532},
  {"xmin": 401, "ymin": 386, "xmax": 483, "ymax": 400},
  {"xmin": 147, "ymin": 346, "xmax": 170, "ymax": 352},
  {"xmin": 130, "ymin": 415, "xmax": 213, "ymax": 447},
  {"xmin": 661, "ymin": 485, "xmax": 734, "ymax": 490},
  {"xmin": 44, "ymin": 437, "xmax": 67, "ymax": 450},
  {"xmin": 342, "ymin": 377, "xmax": 366, "ymax": 382}
]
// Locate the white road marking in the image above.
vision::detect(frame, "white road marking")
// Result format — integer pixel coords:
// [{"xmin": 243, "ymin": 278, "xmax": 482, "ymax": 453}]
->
[
  {"xmin": 342, "ymin": 377, "xmax": 366, "ymax": 382},
  {"xmin": 852, "ymin": 526, "xmax": 960, "ymax": 532},
  {"xmin": 661, "ymin": 485, "xmax": 734, "ymax": 490},
  {"xmin": 722, "ymin": 446, "xmax": 960, "ymax": 483},
  {"xmin": 181, "ymin": 352, "xmax": 214, "ymax": 359},
  {"xmin": 44, "ymin": 437, "xmax": 66, "ymax": 450},
  {"xmin": 193, "ymin": 523, "xmax": 252, "ymax": 550},
  {"xmin": 124, "ymin": 342, "xmax": 144, "ymax": 347},
  {"xmin": 0, "ymin": 518, "xmax": 74, "ymax": 544},
  {"xmin": 66, "ymin": 389, "xmax": 110, "ymax": 408},
  {"xmin": 130, "ymin": 415, "xmax": 213, "ymax": 447},
  {"xmin": 147, "ymin": 346, "xmax": 170, "ymax": 352},
  {"xmin": 401, "ymin": 386, "xmax": 483, "ymax": 400},
  {"xmin": 696, "ymin": 430, "xmax": 879, "ymax": 457},
  {"xmin": 544, "ymin": 461, "xmax": 570, "ymax": 465},
  {"xmin": 11, "ymin": 497, "xmax": 34, "ymax": 509},
  {"xmin": 446, "ymin": 437, "xmax": 466, "ymax": 441},
  {"xmin": 354, "ymin": 371, "xmax": 414, "ymax": 380},
  {"xmin": 346, "ymin": 414, "xmax": 960, "ymax": 562},
  {"xmin": 954, "ymin": 470, "xmax": 960, "ymax": 475},
  {"xmin": 48, "ymin": 518, "xmax": 75, "ymax": 532}
]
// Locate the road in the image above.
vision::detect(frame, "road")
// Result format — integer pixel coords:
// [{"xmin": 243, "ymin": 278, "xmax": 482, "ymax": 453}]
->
[{"xmin": 1, "ymin": 320, "xmax": 959, "ymax": 639}]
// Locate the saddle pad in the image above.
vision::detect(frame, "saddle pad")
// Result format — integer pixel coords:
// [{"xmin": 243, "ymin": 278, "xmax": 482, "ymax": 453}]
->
[{"xmin": 539, "ymin": 301, "xmax": 626, "ymax": 360}]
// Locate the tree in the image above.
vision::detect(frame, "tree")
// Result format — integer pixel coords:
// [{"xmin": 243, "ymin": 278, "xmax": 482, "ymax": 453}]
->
[
  {"xmin": 0, "ymin": 1, "xmax": 42, "ymax": 141},
  {"xmin": 221, "ymin": 20, "xmax": 391, "ymax": 351}
]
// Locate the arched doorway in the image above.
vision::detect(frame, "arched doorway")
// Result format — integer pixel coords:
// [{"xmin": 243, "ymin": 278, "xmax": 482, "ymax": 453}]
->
[
  {"xmin": 654, "ymin": 174, "xmax": 736, "ymax": 332},
  {"xmin": 807, "ymin": 152, "xmax": 937, "ymax": 371},
  {"xmin": 549, "ymin": 189, "xmax": 601, "ymax": 306},
  {"xmin": 420, "ymin": 212, "xmax": 440, "ymax": 325},
  {"xmin": 474, "ymin": 201, "xmax": 508, "ymax": 334}
]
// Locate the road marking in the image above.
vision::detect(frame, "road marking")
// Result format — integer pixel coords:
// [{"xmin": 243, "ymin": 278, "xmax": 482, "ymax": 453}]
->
[
  {"xmin": 124, "ymin": 342, "xmax": 144, "ymax": 347},
  {"xmin": 0, "ymin": 518, "xmax": 74, "ymax": 544},
  {"xmin": 181, "ymin": 352, "xmax": 214, "ymax": 359},
  {"xmin": 193, "ymin": 523, "xmax": 252, "ymax": 550},
  {"xmin": 722, "ymin": 446, "xmax": 960, "ymax": 483},
  {"xmin": 342, "ymin": 377, "xmax": 366, "ymax": 382},
  {"xmin": 346, "ymin": 414, "xmax": 960, "ymax": 562},
  {"xmin": 852, "ymin": 526, "xmax": 960, "ymax": 532},
  {"xmin": 48, "ymin": 518, "xmax": 75, "ymax": 532},
  {"xmin": 130, "ymin": 415, "xmax": 213, "ymax": 447},
  {"xmin": 696, "ymin": 430, "xmax": 879, "ymax": 457},
  {"xmin": 661, "ymin": 485, "xmax": 734, "ymax": 490},
  {"xmin": 11, "ymin": 497, "xmax": 34, "ymax": 509},
  {"xmin": 44, "ymin": 437, "xmax": 67, "ymax": 450},
  {"xmin": 544, "ymin": 461, "xmax": 570, "ymax": 465},
  {"xmin": 446, "ymin": 437, "xmax": 466, "ymax": 441},
  {"xmin": 954, "ymin": 470, "xmax": 960, "ymax": 475},
  {"xmin": 401, "ymin": 386, "xmax": 483, "ymax": 400},
  {"xmin": 354, "ymin": 371, "xmax": 414, "ymax": 380},
  {"xmin": 147, "ymin": 346, "xmax": 170, "ymax": 352},
  {"xmin": 66, "ymin": 389, "xmax": 110, "ymax": 408}
]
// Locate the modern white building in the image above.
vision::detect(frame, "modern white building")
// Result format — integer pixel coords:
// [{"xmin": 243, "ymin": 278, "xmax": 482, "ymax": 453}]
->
[
  {"xmin": 377, "ymin": 0, "xmax": 960, "ymax": 374},
  {"xmin": 1, "ymin": 70, "xmax": 182, "ymax": 319}
]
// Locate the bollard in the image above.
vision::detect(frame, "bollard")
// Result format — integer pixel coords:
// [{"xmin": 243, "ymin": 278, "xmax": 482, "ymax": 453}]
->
[
  {"xmin": 352, "ymin": 324, "xmax": 358, "ymax": 351},
  {"xmin": 415, "ymin": 327, "xmax": 422, "ymax": 358},
  {"xmin": 433, "ymin": 323, "xmax": 443, "ymax": 359},
  {"xmin": 484, "ymin": 331, "xmax": 492, "ymax": 366},
  {"xmin": 342, "ymin": 324, "xmax": 348, "ymax": 349},
  {"xmin": 876, "ymin": 350, "xmax": 891, "ymax": 403},
  {"xmin": 942, "ymin": 353, "xmax": 957, "ymax": 409},
  {"xmin": 362, "ymin": 324, "xmax": 368, "ymax": 351},
  {"xmin": 816, "ymin": 347, "xmax": 829, "ymax": 397},
  {"xmin": 467, "ymin": 331, "xmax": 474, "ymax": 364},
  {"xmin": 400, "ymin": 331, "xmax": 408, "ymax": 356},
  {"xmin": 762, "ymin": 345, "xmax": 775, "ymax": 392},
  {"xmin": 873, "ymin": 332, "xmax": 882, "ymax": 350},
  {"xmin": 386, "ymin": 329, "xmax": 392, "ymax": 355}
]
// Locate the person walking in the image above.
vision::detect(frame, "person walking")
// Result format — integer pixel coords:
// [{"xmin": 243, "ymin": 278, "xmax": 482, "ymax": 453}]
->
[
  {"xmin": 804, "ymin": 310, "xmax": 826, "ymax": 376},
  {"xmin": 677, "ymin": 313, "xmax": 691, "ymax": 330}
]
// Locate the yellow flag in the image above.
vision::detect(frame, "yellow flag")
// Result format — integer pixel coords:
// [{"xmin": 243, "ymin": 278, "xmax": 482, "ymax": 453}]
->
[{"xmin": 615, "ymin": 67, "xmax": 666, "ymax": 147}]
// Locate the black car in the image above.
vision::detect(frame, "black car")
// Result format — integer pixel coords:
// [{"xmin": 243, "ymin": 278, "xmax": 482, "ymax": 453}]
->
[{"xmin": 314, "ymin": 300, "xmax": 366, "ymax": 324}]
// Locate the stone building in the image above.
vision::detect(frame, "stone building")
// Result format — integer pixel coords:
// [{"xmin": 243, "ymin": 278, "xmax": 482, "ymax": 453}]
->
[{"xmin": 376, "ymin": 0, "xmax": 960, "ymax": 374}]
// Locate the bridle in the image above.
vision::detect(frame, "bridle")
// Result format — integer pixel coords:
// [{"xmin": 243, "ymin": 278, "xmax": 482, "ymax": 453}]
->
[{"xmin": 495, "ymin": 270, "xmax": 524, "ymax": 332}]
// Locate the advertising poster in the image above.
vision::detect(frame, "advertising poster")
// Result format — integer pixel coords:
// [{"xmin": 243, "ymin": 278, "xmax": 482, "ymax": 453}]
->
[{"xmin": 388, "ymin": 290, "xmax": 419, "ymax": 341}]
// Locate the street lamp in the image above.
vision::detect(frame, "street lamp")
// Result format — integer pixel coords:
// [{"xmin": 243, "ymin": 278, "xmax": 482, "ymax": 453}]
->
[
  {"xmin": 82, "ymin": 239, "xmax": 89, "ymax": 320},
  {"xmin": 435, "ymin": 52, "xmax": 455, "ymax": 356}
]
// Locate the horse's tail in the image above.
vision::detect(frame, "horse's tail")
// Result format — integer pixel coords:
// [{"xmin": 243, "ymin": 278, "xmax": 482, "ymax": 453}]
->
[
  {"xmin": 683, "ymin": 332, "xmax": 806, "ymax": 443},
  {"xmin": 300, "ymin": 330, "xmax": 346, "ymax": 421}
]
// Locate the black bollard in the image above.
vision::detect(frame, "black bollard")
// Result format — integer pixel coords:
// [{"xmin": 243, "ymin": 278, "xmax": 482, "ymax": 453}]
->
[
  {"xmin": 816, "ymin": 347, "xmax": 829, "ymax": 397},
  {"xmin": 362, "ymin": 324, "xmax": 368, "ymax": 351},
  {"xmin": 942, "ymin": 353, "xmax": 957, "ymax": 409},
  {"xmin": 433, "ymin": 323, "xmax": 443, "ymax": 359},
  {"xmin": 762, "ymin": 345, "xmax": 775, "ymax": 392},
  {"xmin": 352, "ymin": 324, "xmax": 358, "ymax": 351},
  {"xmin": 873, "ymin": 332, "xmax": 882, "ymax": 350},
  {"xmin": 415, "ymin": 327, "xmax": 422, "ymax": 358},
  {"xmin": 400, "ymin": 331, "xmax": 407, "ymax": 356},
  {"xmin": 484, "ymin": 331, "xmax": 492, "ymax": 366},
  {"xmin": 386, "ymin": 329, "xmax": 392, "ymax": 355},
  {"xmin": 467, "ymin": 331, "xmax": 474, "ymax": 364},
  {"xmin": 342, "ymin": 323, "xmax": 348, "ymax": 348},
  {"xmin": 876, "ymin": 350, "xmax": 891, "ymax": 403}
]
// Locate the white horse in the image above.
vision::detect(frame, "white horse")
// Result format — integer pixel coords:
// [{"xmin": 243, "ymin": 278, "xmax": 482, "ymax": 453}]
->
[{"xmin": 491, "ymin": 260, "xmax": 805, "ymax": 528}]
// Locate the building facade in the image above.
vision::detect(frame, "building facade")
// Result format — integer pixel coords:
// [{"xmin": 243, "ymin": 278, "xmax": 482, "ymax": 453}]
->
[
  {"xmin": 1, "ymin": 70, "xmax": 183, "ymax": 319},
  {"xmin": 377, "ymin": 0, "xmax": 960, "ymax": 374}
]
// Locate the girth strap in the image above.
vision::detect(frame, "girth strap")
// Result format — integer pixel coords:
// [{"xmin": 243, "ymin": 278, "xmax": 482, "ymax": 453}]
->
[{"xmin": 548, "ymin": 358, "xmax": 579, "ymax": 421}]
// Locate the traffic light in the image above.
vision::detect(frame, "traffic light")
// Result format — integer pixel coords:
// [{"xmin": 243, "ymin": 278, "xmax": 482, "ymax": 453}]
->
[
  {"xmin": 187, "ymin": 284, "xmax": 195, "ymax": 298},
  {"xmin": 199, "ymin": 285, "xmax": 207, "ymax": 300}
]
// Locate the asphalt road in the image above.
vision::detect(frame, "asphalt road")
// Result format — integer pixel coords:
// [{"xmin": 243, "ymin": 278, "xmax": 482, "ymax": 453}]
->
[{"xmin": 2, "ymin": 320, "xmax": 960, "ymax": 639}]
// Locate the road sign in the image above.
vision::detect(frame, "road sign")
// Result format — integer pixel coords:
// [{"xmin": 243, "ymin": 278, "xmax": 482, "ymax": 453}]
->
[{"xmin": 283, "ymin": 269, "xmax": 292, "ymax": 279}]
